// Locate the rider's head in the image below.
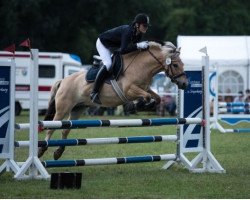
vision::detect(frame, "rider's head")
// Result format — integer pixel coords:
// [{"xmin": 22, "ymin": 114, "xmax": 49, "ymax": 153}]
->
[{"xmin": 133, "ymin": 13, "xmax": 150, "ymax": 34}]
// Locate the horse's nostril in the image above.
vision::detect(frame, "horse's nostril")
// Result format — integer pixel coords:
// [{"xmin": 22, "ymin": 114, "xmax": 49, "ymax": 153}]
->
[{"xmin": 181, "ymin": 81, "xmax": 189, "ymax": 89}]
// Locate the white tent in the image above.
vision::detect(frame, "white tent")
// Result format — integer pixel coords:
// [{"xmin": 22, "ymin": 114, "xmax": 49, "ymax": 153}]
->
[
  {"xmin": 177, "ymin": 36, "xmax": 250, "ymax": 67},
  {"xmin": 177, "ymin": 36, "xmax": 250, "ymax": 91}
]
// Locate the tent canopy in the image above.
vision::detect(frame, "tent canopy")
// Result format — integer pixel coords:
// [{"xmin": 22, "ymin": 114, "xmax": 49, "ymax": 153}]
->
[{"xmin": 177, "ymin": 36, "xmax": 250, "ymax": 67}]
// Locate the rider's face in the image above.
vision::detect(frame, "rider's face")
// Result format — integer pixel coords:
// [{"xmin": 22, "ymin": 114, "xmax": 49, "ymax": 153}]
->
[{"xmin": 138, "ymin": 23, "xmax": 148, "ymax": 34}]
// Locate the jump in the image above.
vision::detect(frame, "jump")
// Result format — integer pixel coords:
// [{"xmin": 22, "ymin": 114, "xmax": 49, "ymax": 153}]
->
[{"xmin": 38, "ymin": 41, "xmax": 188, "ymax": 159}]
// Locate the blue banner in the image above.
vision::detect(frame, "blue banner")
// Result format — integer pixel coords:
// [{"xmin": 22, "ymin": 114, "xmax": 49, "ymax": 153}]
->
[
  {"xmin": 183, "ymin": 70, "xmax": 202, "ymax": 151},
  {"xmin": 0, "ymin": 66, "xmax": 11, "ymax": 153}
]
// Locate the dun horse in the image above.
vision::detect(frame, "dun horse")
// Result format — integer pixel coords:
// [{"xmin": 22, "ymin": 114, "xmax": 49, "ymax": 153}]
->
[{"xmin": 38, "ymin": 41, "xmax": 189, "ymax": 159}]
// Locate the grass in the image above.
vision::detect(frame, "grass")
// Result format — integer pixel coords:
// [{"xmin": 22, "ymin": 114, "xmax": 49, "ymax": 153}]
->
[{"xmin": 0, "ymin": 111, "xmax": 250, "ymax": 198}]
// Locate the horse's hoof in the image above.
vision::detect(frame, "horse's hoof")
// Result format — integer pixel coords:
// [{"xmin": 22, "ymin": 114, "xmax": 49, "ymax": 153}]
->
[
  {"xmin": 53, "ymin": 147, "xmax": 65, "ymax": 160},
  {"xmin": 38, "ymin": 147, "xmax": 48, "ymax": 158}
]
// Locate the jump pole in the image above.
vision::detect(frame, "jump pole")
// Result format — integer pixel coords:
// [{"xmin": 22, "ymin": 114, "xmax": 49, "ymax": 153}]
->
[
  {"xmin": 15, "ymin": 135, "xmax": 178, "ymax": 147},
  {"xmin": 14, "ymin": 49, "xmax": 50, "ymax": 180}
]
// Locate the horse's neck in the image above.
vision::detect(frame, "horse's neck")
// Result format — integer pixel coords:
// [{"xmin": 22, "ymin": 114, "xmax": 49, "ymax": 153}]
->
[{"xmin": 122, "ymin": 51, "xmax": 163, "ymax": 82}]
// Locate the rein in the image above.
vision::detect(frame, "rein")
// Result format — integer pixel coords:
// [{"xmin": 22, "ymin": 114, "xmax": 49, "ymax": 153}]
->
[{"xmin": 123, "ymin": 52, "xmax": 140, "ymax": 73}]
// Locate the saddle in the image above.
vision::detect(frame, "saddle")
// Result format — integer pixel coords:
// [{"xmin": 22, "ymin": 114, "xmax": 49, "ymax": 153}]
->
[{"xmin": 85, "ymin": 53, "xmax": 124, "ymax": 84}]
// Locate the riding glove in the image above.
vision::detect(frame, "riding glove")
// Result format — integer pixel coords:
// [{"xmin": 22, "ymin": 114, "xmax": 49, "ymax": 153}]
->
[{"xmin": 137, "ymin": 41, "xmax": 149, "ymax": 50}]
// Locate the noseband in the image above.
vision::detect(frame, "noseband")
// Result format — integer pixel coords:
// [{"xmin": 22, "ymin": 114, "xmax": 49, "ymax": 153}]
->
[{"xmin": 147, "ymin": 49, "xmax": 186, "ymax": 83}]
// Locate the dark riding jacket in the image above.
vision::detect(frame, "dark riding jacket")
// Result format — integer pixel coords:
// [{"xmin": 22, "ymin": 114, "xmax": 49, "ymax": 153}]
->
[{"xmin": 99, "ymin": 25, "xmax": 143, "ymax": 54}]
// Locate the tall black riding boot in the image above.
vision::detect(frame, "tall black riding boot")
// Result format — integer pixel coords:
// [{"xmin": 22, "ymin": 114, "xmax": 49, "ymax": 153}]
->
[{"xmin": 90, "ymin": 65, "xmax": 109, "ymax": 104}]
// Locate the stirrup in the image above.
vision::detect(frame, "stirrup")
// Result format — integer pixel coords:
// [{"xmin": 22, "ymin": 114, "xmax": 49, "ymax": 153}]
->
[{"xmin": 90, "ymin": 92, "xmax": 102, "ymax": 105}]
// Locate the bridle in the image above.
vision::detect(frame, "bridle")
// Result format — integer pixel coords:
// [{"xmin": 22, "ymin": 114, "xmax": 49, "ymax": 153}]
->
[{"xmin": 147, "ymin": 48, "xmax": 186, "ymax": 83}]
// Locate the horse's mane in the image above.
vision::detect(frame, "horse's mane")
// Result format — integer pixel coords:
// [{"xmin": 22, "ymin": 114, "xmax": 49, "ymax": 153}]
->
[
  {"xmin": 148, "ymin": 40, "xmax": 177, "ymax": 50},
  {"xmin": 148, "ymin": 41, "xmax": 164, "ymax": 50},
  {"xmin": 165, "ymin": 41, "xmax": 177, "ymax": 49},
  {"xmin": 148, "ymin": 40, "xmax": 177, "ymax": 60},
  {"xmin": 150, "ymin": 40, "xmax": 165, "ymax": 46}
]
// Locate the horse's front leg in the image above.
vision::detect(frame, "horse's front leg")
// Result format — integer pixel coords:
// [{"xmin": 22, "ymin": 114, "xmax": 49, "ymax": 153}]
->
[
  {"xmin": 147, "ymin": 88, "xmax": 161, "ymax": 104},
  {"xmin": 127, "ymin": 85, "xmax": 152, "ymax": 102},
  {"xmin": 125, "ymin": 85, "xmax": 154, "ymax": 111}
]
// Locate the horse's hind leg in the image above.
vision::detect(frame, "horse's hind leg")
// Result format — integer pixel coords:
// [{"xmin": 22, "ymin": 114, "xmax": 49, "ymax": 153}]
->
[
  {"xmin": 38, "ymin": 108, "xmax": 70, "ymax": 158},
  {"xmin": 38, "ymin": 129, "xmax": 56, "ymax": 158},
  {"xmin": 53, "ymin": 106, "xmax": 85, "ymax": 160}
]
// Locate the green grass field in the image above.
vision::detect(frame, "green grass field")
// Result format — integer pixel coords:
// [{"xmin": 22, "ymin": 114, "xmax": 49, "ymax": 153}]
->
[{"xmin": 1, "ymin": 111, "xmax": 250, "ymax": 199}]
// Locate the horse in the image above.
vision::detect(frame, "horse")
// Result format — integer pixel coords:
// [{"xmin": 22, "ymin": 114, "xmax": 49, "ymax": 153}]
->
[{"xmin": 38, "ymin": 41, "xmax": 189, "ymax": 160}]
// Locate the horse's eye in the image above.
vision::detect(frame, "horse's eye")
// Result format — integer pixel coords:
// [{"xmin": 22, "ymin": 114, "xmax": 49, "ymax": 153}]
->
[{"xmin": 173, "ymin": 64, "xmax": 178, "ymax": 68}]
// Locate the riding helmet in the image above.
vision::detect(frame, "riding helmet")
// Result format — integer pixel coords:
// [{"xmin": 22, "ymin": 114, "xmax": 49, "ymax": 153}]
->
[{"xmin": 133, "ymin": 13, "xmax": 150, "ymax": 25}]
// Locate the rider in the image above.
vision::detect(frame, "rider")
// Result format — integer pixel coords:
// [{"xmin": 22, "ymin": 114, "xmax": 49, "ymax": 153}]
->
[{"xmin": 90, "ymin": 13, "xmax": 151, "ymax": 104}]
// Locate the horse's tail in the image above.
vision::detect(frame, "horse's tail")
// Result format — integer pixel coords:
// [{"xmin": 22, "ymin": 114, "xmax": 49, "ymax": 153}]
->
[{"xmin": 43, "ymin": 80, "xmax": 62, "ymax": 121}]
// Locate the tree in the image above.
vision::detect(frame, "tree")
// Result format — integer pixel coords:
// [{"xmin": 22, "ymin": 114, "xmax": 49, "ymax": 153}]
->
[{"xmin": 1, "ymin": 0, "xmax": 250, "ymax": 63}]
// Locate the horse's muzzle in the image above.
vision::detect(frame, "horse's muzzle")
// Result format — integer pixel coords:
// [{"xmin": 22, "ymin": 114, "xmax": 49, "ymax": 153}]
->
[
  {"xmin": 179, "ymin": 81, "xmax": 189, "ymax": 90},
  {"xmin": 169, "ymin": 72, "xmax": 189, "ymax": 90},
  {"xmin": 177, "ymin": 79, "xmax": 189, "ymax": 90}
]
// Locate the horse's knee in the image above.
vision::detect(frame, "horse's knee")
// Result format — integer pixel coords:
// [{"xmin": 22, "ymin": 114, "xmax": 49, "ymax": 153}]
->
[{"xmin": 145, "ymin": 94, "xmax": 152, "ymax": 102}]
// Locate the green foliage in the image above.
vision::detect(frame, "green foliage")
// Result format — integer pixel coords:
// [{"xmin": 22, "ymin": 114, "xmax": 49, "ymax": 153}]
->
[{"xmin": 1, "ymin": 0, "xmax": 250, "ymax": 62}]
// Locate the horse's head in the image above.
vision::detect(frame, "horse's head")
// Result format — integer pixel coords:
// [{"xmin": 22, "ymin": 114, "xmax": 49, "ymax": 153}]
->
[{"xmin": 148, "ymin": 41, "xmax": 189, "ymax": 90}]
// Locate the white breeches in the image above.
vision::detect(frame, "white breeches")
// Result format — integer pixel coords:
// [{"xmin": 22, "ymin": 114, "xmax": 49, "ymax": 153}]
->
[{"xmin": 96, "ymin": 38, "xmax": 112, "ymax": 71}]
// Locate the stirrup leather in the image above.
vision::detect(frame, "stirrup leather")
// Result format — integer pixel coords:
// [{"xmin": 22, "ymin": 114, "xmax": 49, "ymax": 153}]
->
[{"xmin": 90, "ymin": 92, "xmax": 102, "ymax": 105}]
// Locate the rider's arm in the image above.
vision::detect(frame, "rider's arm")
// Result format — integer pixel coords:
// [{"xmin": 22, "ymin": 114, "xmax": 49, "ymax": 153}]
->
[{"xmin": 120, "ymin": 29, "xmax": 142, "ymax": 54}]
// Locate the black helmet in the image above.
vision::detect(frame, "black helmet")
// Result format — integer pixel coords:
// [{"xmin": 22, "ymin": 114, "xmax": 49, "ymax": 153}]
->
[{"xmin": 133, "ymin": 13, "xmax": 150, "ymax": 25}]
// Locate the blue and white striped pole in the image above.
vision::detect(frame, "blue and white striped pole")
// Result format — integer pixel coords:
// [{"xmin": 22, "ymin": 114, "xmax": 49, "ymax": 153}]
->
[
  {"xmin": 225, "ymin": 128, "xmax": 250, "ymax": 133},
  {"xmin": 15, "ymin": 135, "xmax": 177, "ymax": 147},
  {"xmin": 219, "ymin": 102, "xmax": 250, "ymax": 107},
  {"xmin": 219, "ymin": 108, "xmax": 250, "ymax": 113},
  {"xmin": 38, "ymin": 118, "xmax": 203, "ymax": 130},
  {"xmin": 42, "ymin": 154, "xmax": 177, "ymax": 168}
]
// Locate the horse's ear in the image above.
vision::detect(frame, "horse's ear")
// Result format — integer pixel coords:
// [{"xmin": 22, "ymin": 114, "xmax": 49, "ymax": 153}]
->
[
  {"xmin": 176, "ymin": 47, "xmax": 181, "ymax": 53},
  {"xmin": 172, "ymin": 47, "xmax": 181, "ymax": 58}
]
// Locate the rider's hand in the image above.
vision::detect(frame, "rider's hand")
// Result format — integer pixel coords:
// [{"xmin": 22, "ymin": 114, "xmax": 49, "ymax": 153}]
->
[{"xmin": 137, "ymin": 41, "xmax": 149, "ymax": 50}]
